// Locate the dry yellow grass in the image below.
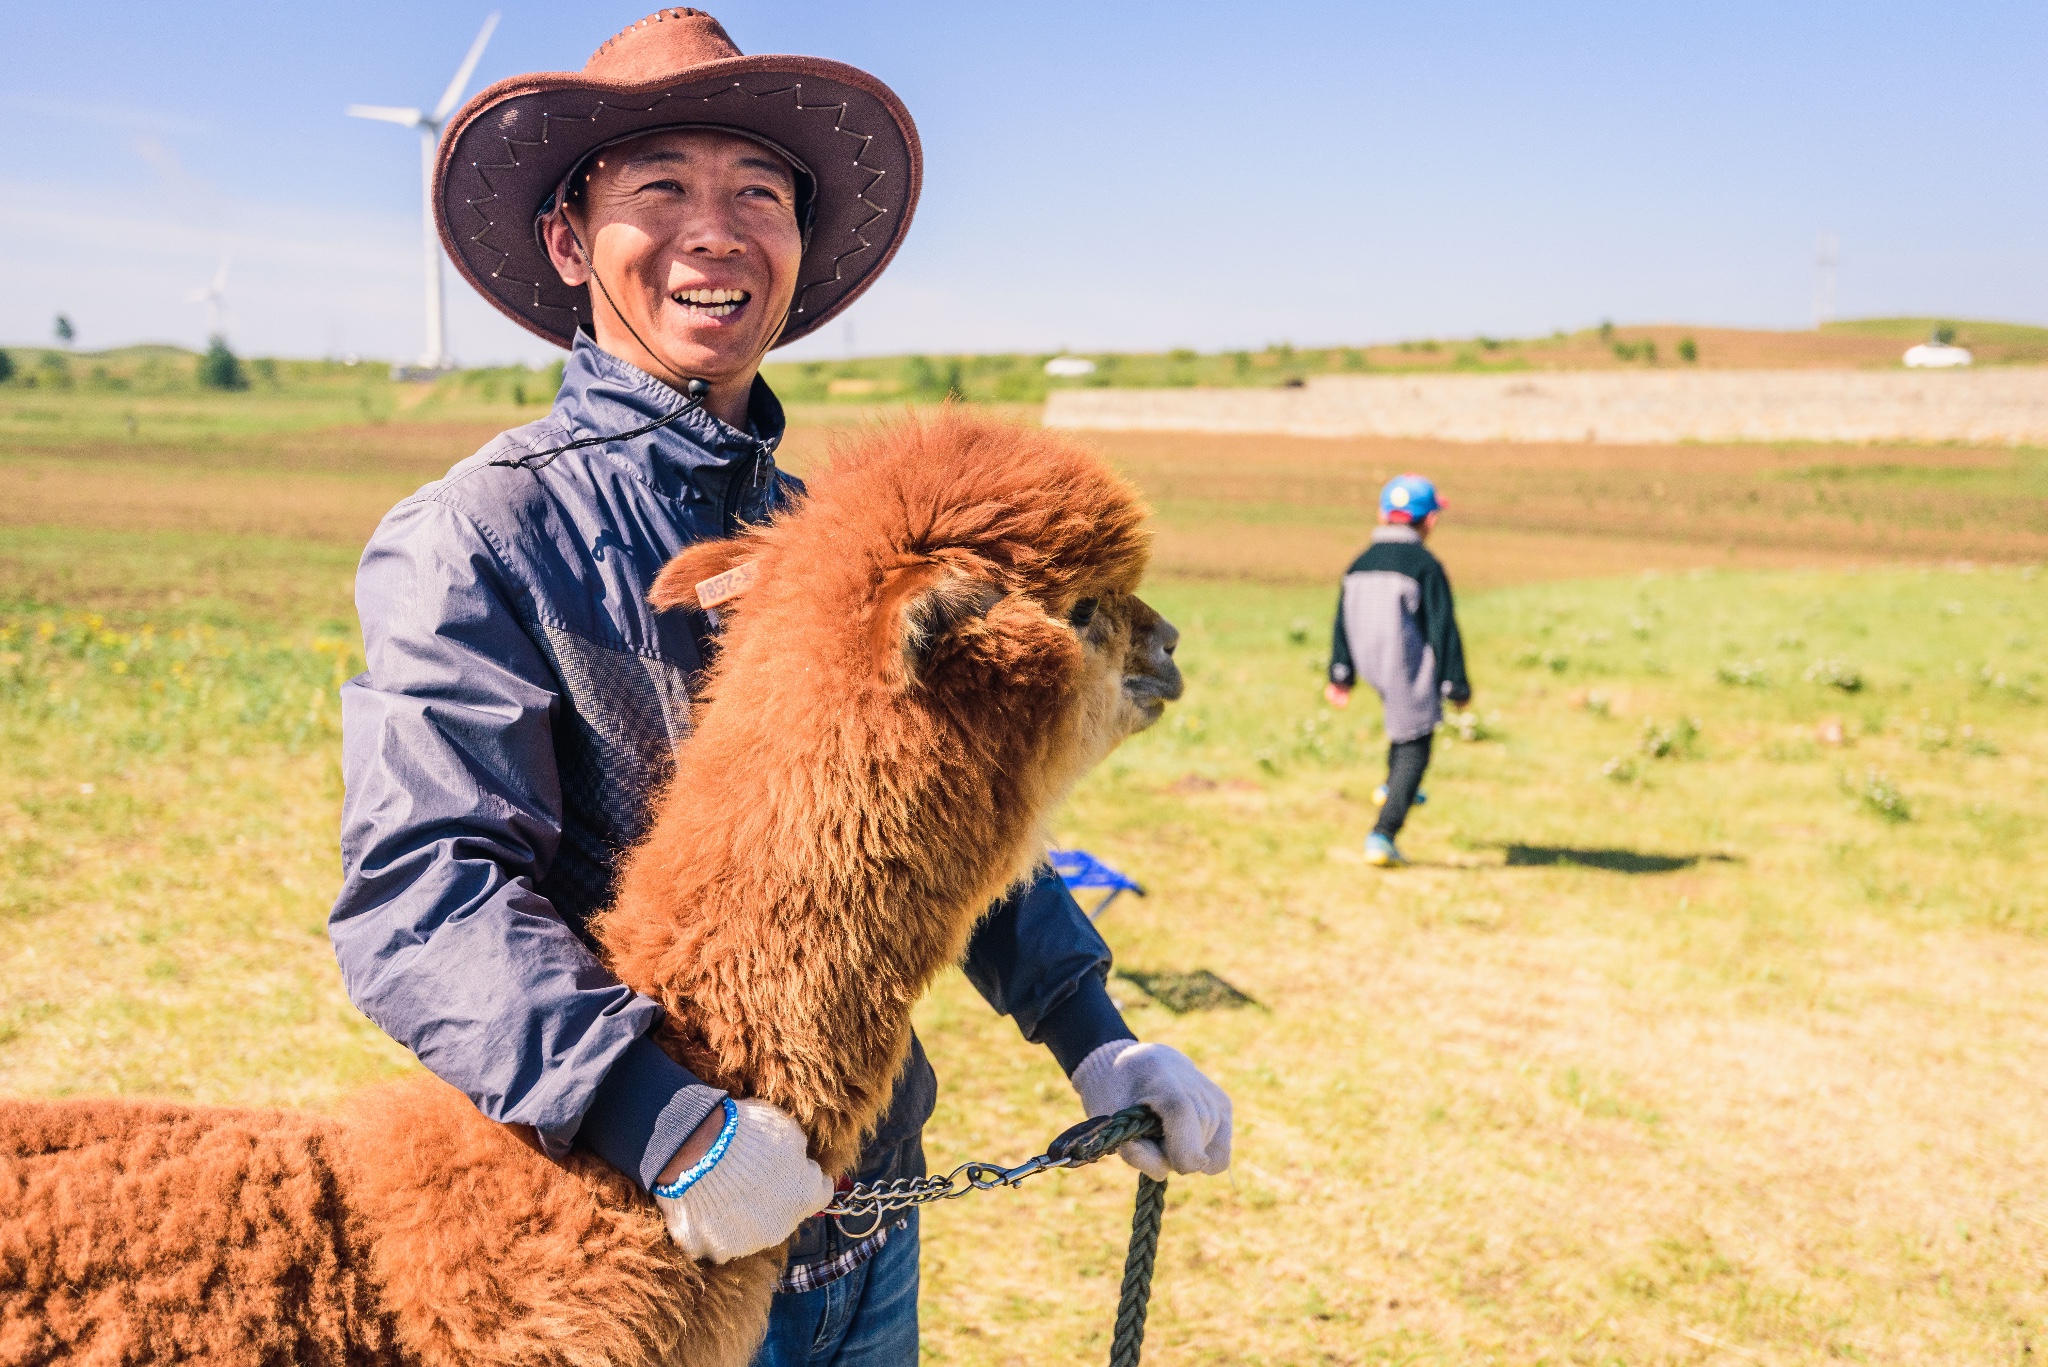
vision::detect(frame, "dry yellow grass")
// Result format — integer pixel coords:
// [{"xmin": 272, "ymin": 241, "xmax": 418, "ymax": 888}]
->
[
  {"xmin": 915, "ymin": 898, "xmax": 2048, "ymax": 1364},
  {"xmin": 912, "ymin": 571, "xmax": 2048, "ymax": 1365}
]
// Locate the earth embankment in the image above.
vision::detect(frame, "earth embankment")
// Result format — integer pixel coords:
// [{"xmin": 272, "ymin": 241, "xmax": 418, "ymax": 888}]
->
[{"xmin": 1046, "ymin": 369, "xmax": 2048, "ymax": 445}]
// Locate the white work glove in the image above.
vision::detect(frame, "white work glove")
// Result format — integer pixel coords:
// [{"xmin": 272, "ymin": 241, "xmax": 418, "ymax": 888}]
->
[
  {"xmin": 651, "ymin": 1098, "xmax": 837, "ymax": 1263},
  {"xmin": 1071, "ymin": 1039, "xmax": 1233, "ymax": 1180}
]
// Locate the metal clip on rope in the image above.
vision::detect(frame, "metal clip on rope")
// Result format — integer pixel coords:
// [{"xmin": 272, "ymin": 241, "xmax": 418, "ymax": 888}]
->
[{"xmin": 821, "ymin": 1105, "xmax": 1170, "ymax": 1366}]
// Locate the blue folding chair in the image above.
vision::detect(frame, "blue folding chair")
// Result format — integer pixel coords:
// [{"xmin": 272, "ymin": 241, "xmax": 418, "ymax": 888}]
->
[{"xmin": 1049, "ymin": 848, "xmax": 1146, "ymax": 921}]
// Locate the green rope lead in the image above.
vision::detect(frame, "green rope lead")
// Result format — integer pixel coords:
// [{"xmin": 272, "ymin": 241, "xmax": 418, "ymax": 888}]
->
[
  {"xmin": 1042, "ymin": 1107, "xmax": 1171, "ymax": 1366},
  {"xmin": 1108, "ymin": 1174, "xmax": 1167, "ymax": 1367}
]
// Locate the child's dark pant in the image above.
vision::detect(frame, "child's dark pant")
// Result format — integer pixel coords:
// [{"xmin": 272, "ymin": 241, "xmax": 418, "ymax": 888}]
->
[{"xmin": 1374, "ymin": 733, "xmax": 1433, "ymax": 839}]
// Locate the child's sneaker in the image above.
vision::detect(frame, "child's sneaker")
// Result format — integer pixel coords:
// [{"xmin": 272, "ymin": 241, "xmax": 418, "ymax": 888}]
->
[
  {"xmin": 1364, "ymin": 833, "xmax": 1407, "ymax": 867},
  {"xmin": 1371, "ymin": 786, "xmax": 1427, "ymax": 807}
]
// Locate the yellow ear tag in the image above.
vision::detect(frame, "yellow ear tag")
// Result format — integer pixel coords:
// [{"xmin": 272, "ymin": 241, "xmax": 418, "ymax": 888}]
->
[{"xmin": 695, "ymin": 560, "xmax": 759, "ymax": 609}]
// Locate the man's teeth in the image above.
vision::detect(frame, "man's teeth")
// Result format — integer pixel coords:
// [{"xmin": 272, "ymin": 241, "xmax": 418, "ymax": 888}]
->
[{"xmin": 673, "ymin": 288, "xmax": 749, "ymax": 317}]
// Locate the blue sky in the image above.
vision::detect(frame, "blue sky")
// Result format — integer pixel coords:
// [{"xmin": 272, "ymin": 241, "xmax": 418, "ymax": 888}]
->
[{"xmin": 2, "ymin": 2, "xmax": 2040, "ymax": 364}]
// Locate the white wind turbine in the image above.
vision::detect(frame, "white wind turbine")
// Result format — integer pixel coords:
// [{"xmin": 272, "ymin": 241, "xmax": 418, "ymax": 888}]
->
[
  {"xmin": 188, "ymin": 253, "xmax": 233, "ymax": 340},
  {"xmin": 347, "ymin": 12, "xmax": 500, "ymax": 373}
]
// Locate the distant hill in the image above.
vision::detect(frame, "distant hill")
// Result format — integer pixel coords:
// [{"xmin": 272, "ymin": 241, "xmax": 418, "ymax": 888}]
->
[
  {"xmin": 0, "ymin": 345, "xmax": 405, "ymax": 398},
  {"xmin": 8, "ymin": 320, "xmax": 2041, "ymax": 411},
  {"xmin": 1821, "ymin": 317, "xmax": 2048, "ymax": 346},
  {"xmin": 758, "ymin": 319, "xmax": 2048, "ymax": 406},
  {"xmin": 0, "ymin": 344, "xmax": 204, "ymax": 390}
]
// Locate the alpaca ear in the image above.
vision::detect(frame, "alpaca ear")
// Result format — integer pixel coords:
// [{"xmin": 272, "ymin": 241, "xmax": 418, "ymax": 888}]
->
[
  {"xmin": 874, "ymin": 564, "xmax": 1004, "ymax": 683},
  {"xmin": 649, "ymin": 539, "xmax": 757, "ymax": 613}
]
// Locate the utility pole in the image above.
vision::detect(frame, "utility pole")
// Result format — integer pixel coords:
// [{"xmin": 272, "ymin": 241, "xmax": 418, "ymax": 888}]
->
[
  {"xmin": 1813, "ymin": 233, "xmax": 1838, "ymax": 329},
  {"xmin": 419, "ymin": 124, "xmax": 446, "ymax": 370}
]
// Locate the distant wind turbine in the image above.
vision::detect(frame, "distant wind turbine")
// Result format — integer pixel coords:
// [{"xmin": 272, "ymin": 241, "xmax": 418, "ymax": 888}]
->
[
  {"xmin": 188, "ymin": 253, "xmax": 233, "ymax": 339},
  {"xmin": 347, "ymin": 12, "xmax": 500, "ymax": 373}
]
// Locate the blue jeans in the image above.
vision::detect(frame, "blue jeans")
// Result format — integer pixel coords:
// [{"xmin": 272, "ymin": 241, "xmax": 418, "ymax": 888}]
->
[{"xmin": 750, "ymin": 1213, "xmax": 920, "ymax": 1367}]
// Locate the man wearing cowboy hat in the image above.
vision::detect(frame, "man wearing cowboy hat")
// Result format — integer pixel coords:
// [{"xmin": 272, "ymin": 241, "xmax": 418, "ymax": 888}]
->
[{"xmin": 329, "ymin": 10, "xmax": 1231, "ymax": 1362}]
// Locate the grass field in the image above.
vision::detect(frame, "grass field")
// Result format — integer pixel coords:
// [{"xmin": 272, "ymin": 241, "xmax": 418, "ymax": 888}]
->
[{"xmin": 3, "ymin": 385, "xmax": 2046, "ymax": 1364}]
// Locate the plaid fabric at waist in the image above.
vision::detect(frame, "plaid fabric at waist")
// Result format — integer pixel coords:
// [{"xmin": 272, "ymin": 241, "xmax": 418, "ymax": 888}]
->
[{"xmin": 775, "ymin": 1217, "xmax": 909, "ymax": 1295}]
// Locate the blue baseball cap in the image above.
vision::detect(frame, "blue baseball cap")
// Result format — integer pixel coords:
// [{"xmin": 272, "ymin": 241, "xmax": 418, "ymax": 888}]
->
[{"xmin": 1380, "ymin": 473, "xmax": 1442, "ymax": 523}]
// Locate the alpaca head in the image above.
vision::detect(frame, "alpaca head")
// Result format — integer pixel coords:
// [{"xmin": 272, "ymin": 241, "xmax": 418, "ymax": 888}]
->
[{"xmin": 647, "ymin": 410, "xmax": 1180, "ymax": 908}]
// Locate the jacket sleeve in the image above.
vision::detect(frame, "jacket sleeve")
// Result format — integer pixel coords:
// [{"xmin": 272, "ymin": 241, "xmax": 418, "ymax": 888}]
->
[
  {"xmin": 1421, "ymin": 560, "xmax": 1471, "ymax": 703},
  {"xmin": 1328, "ymin": 578, "xmax": 1356, "ymax": 686},
  {"xmin": 331, "ymin": 495, "xmax": 724, "ymax": 1189},
  {"xmin": 960, "ymin": 865, "xmax": 1135, "ymax": 1075}
]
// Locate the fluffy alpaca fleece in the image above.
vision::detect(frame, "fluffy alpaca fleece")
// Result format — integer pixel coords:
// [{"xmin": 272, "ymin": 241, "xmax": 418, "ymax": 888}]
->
[{"xmin": 0, "ymin": 411, "xmax": 1177, "ymax": 1367}]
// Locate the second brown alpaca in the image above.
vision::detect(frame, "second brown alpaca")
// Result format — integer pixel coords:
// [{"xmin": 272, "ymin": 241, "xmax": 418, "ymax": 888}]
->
[{"xmin": 0, "ymin": 411, "xmax": 1181, "ymax": 1367}]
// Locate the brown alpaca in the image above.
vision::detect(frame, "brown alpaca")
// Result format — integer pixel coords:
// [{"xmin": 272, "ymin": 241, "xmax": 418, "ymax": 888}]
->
[{"xmin": 0, "ymin": 411, "xmax": 1182, "ymax": 1367}]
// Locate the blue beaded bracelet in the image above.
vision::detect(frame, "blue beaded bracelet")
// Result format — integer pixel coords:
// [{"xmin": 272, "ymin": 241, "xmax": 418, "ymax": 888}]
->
[{"xmin": 652, "ymin": 1097, "xmax": 739, "ymax": 1200}]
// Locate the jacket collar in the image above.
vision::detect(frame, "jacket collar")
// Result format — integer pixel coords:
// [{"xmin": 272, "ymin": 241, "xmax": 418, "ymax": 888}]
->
[
  {"xmin": 1371, "ymin": 524, "xmax": 1423, "ymax": 545},
  {"xmin": 552, "ymin": 333, "xmax": 784, "ymax": 498}
]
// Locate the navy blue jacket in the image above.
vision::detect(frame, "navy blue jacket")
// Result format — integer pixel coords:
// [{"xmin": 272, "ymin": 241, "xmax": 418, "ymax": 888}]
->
[
  {"xmin": 1328, "ymin": 526, "xmax": 1470, "ymax": 743},
  {"xmin": 331, "ymin": 337, "xmax": 1131, "ymax": 1254}
]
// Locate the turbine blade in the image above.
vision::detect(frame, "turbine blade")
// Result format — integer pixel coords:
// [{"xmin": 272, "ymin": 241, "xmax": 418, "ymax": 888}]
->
[
  {"xmin": 213, "ymin": 253, "xmax": 234, "ymax": 292},
  {"xmin": 433, "ymin": 12, "xmax": 500, "ymax": 122},
  {"xmin": 347, "ymin": 104, "xmax": 425, "ymax": 126}
]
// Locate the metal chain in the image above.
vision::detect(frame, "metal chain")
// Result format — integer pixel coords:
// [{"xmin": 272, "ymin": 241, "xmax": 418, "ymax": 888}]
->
[
  {"xmin": 820, "ymin": 1105, "xmax": 1162, "ymax": 1236},
  {"xmin": 822, "ymin": 1105, "xmax": 1170, "ymax": 1366}
]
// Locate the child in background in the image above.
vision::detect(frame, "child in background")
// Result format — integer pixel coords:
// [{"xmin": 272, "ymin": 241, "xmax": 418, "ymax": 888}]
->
[{"xmin": 1325, "ymin": 474, "xmax": 1472, "ymax": 867}]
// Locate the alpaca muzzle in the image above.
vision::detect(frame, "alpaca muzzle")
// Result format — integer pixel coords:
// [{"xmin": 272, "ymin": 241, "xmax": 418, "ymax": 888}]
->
[{"xmin": 1123, "ymin": 605, "xmax": 1183, "ymax": 723}]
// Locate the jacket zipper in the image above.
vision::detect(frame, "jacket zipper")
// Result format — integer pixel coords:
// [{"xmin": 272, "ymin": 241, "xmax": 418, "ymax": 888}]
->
[{"xmin": 720, "ymin": 446, "xmax": 774, "ymax": 533}]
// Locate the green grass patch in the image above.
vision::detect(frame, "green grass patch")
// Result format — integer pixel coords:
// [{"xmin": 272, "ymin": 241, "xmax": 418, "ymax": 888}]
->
[{"xmin": 0, "ymin": 530, "xmax": 408, "ymax": 1104}]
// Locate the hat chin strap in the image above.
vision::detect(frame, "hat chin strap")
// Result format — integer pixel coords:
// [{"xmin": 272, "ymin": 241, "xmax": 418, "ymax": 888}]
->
[
  {"xmin": 562, "ymin": 212, "xmax": 792, "ymax": 403},
  {"xmin": 485, "ymin": 212, "xmax": 728, "ymax": 475}
]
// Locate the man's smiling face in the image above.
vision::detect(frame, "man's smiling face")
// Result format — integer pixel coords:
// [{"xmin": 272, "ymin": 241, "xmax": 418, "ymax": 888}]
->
[{"xmin": 541, "ymin": 128, "xmax": 804, "ymax": 417}]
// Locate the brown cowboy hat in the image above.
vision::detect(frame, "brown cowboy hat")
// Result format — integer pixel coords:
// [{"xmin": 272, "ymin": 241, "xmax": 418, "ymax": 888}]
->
[{"xmin": 433, "ymin": 7, "xmax": 920, "ymax": 351}]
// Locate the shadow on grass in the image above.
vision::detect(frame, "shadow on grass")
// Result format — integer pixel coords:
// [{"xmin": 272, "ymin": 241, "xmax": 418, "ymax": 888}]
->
[
  {"xmin": 1116, "ymin": 968, "xmax": 1261, "ymax": 1014},
  {"xmin": 1501, "ymin": 845, "xmax": 1739, "ymax": 875}
]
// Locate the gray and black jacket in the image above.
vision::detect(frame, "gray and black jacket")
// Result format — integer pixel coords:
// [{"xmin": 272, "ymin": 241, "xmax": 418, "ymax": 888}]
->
[
  {"xmin": 332, "ymin": 335, "xmax": 1131, "ymax": 1276},
  {"xmin": 1328, "ymin": 525, "xmax": 1471, "ymax": 743}
]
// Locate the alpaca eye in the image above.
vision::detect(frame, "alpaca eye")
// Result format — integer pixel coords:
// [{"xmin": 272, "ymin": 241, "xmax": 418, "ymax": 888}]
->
[{"xmin": 1069, "ymin": 598, "xmax": 1098, "ymax": 630}]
